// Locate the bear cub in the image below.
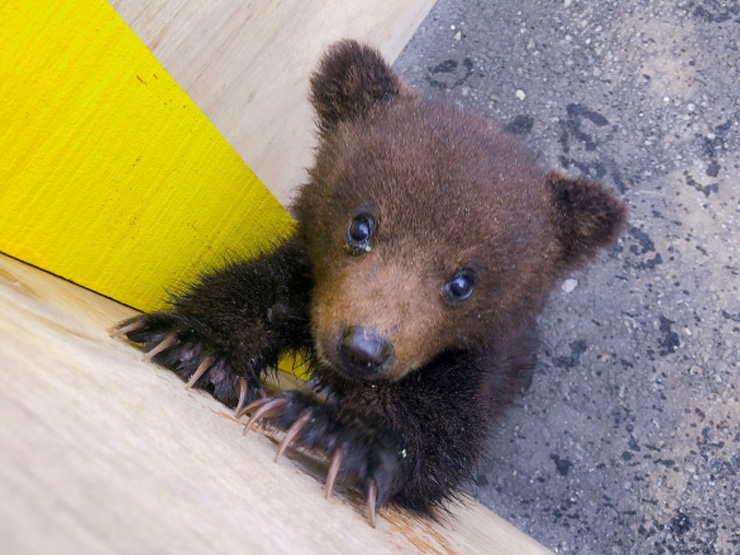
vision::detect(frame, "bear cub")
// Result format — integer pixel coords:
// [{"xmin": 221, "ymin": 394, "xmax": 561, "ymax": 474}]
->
[{"xmin": 118, "ymin": 40, "xmax": 626, "ymax": 524}]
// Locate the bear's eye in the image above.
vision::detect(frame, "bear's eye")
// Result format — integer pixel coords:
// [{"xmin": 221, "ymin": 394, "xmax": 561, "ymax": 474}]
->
[
  {"xmin": 345, "ymin": 213, "xmax": 375, "ymax": 255},
  {"xmin": 443, "ymin": 270, "xmax": 475, "ymax": 305}
]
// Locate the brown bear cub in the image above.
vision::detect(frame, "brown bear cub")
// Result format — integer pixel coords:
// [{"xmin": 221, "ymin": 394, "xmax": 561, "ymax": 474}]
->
[{"xmin": 117, "ymin": 40, "xmax": 626, "ymax": 524}]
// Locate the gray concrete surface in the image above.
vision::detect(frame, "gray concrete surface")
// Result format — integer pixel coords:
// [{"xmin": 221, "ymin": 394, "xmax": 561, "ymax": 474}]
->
[{"xmin": 396, "ymin": 1, "xmax": 739, "ymax": 553}]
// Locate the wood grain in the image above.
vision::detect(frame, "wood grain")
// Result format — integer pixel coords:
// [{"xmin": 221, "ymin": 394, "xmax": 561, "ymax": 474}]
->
[
  {"xmin": 0, "ymin": 254, "xmax": 552, "ymax": 554},
  {"xmin": 109, "ymin": 0, "xmax": 437, "ymax": 205}
]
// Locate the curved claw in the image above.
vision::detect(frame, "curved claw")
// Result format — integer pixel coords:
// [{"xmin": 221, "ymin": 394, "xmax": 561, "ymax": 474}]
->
[
  {"xmin": 110, "ymin": 319, "xmax": 144, "ymax": 338},
  {"xmin": 241, "ymin": 398, "xmax": 288, "ymax": 436},
  {"xmin": 324, "ymin": 447, "xmax": 343, "ymax": 499},
  {"xmin": 275, "ymin": 411, "xmax": 311, "ymax": 463},
  {"xmin": 234, "ymin": 377, "xmax": 249, "ymax": 415},
  {"xmin": 366, "ymin": 479, "xmax": 378, "ymax": 528},
  {"xmin": 235, "ymin": 390, "xmax": 267, "ymax": 420},
  {"xmin": 143, "ymin": 333, "xmax": 177, "ymax": 362},
  {"xmin": 235, "ymin": 397, "xmax": 270, "ymax": 420},
  {"xmin": 185, "ymin": 356, "xmax": 213, "ymax": 389}
]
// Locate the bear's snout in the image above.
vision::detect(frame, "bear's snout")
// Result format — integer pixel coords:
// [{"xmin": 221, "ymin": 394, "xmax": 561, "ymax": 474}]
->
[{"xmin": 338, "ymin": 326, "xmax": 392, "ymax": 379}]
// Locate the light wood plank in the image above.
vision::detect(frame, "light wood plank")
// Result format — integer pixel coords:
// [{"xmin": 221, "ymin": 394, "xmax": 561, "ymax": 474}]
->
[
  {"xmin": 0, "ymin": 254, "xmax": 551, "ymax": 554},
  {"xmin": 109, "ymin": 0, "xmax": 437, "ymax": 205}
]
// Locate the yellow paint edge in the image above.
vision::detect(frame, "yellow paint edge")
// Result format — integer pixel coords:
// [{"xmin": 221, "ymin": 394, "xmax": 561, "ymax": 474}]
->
[{"xmin": 0, "ymin": 0, "xmax": 295, "ymax": 311}]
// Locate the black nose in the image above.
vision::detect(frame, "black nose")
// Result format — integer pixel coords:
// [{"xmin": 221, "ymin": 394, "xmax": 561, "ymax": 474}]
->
[{"xmin": 338, "ymin": 326, "xmax": 391, "ymax": 376}]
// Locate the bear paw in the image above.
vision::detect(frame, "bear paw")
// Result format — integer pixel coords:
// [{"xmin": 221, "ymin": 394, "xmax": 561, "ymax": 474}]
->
[
  {"xmin": 113, "ymin": 313, "xmax": 264, "ymax": 412},
  {"xmin": 238, "ymin": 391, "xmax": 404, "ymax": 526}
]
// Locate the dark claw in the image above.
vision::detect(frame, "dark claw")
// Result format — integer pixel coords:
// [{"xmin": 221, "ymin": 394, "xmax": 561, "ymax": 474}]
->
[
  {"xmin": 366, "ymin": 479, "xmax": 378, "ymax": 528},
  {"xmin": 240, "ymin": 398, "xmax": 288, "ymax": 436},
  {"xmin": 143, "ymin": 333, "xmax": 177, "ymax": 362},
  {"xmin": 234, "ymin": 377, "xmax": 249, "ymax": 415},
  {"xmin": 110, "ymin": 319, "xmax": 144, "ymax": 338},
  {"xmin": 325, "ymin": 447, "xmax": 343, "ymax": 499},
  {"xmin": 185, "ymin": 355, "xmax": 213, "ymax": 389},
  {"xmin": 275, "ymin": 411, "xmax": 311, "ymax": 463}
]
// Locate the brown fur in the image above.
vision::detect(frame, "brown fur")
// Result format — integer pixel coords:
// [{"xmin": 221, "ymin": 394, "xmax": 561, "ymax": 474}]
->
[
  {"xmin": 120, "ymin": 40, "xmax": 627, "ymax": 518},
  {"xmin": 296, "ymin": 85, "xmax": 621, "ymax": 382}
]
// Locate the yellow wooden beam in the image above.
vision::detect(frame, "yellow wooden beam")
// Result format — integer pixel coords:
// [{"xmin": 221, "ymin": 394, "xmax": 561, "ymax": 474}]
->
[{"xmin": 0, "ymin": 0, "xmax": 294, "ymax": 311}]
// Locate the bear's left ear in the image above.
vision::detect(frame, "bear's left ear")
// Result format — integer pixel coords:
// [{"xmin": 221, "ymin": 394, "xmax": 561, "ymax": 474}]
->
[
  {"xmin": 548, "ymin": 171, "xmax": 627, "ymax": 268},
  {"xmin": 310, "ymin": 40, "xmax": 407, "ymax": 135}
]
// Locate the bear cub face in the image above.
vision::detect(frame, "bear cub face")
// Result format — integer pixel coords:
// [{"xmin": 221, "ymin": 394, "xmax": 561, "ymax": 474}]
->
[
  {"xmin": 119, "ymin": 40, "xmax": 628, "ymax": 519},
  {"xmin": 293, "ymin": 41, "xmax": 626, "ymax": 384}
]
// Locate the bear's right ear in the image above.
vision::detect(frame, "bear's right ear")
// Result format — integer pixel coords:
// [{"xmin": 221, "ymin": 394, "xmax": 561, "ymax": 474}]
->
[
  {"xmin": 548, "ymin": 171, "xmax": 627, "ymax": 268},
  {"xmin": 310, "ymin": 40, "xmax": 405, "ymax": 135}
]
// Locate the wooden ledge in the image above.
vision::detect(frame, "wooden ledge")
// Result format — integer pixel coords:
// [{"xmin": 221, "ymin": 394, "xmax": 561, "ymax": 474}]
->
[{"xmin": 0, "ymin": 254, "xmax": 551, "ymax": 554}]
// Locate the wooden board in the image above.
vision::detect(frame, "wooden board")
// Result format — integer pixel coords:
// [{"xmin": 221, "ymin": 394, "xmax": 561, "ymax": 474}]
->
[
  {"xmin": 109, "ymin": 0, "xmax": 436, "ymax": 205},
  {"xmin": 0, "ymin": 253, "xmax": 552, "ymax": 555}
]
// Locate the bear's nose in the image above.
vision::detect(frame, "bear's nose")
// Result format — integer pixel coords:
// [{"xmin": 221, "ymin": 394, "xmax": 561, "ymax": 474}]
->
[{"xmin": 338, "ymin": 326, "xmax": 391, "ymax": 377}]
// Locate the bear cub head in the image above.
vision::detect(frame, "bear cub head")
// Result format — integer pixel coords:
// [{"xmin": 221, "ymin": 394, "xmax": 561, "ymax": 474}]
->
[{"xmin": 293, "ymin": 40, "xmax": 626, "ymax": 384}]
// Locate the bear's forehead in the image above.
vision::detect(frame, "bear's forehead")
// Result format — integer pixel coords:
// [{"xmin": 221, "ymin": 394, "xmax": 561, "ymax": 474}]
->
[
  {"xmin": 309, "ymin": 100, "xmax": 557, "ymax": 277},
  {"xmin": 329, "ymin": 100, "xmax": 552, "ymax": 238}
]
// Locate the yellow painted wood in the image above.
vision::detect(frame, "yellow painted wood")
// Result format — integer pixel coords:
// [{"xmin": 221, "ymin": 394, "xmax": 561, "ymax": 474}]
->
[{"xmin": 0, "ymin": 0, "xmax": 294, "ymax": 311}]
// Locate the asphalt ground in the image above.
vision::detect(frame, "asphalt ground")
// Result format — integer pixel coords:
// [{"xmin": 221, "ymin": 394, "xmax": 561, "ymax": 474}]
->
[{"xmin": 396, "ymin": 1, "xmax": 740, "ymax": 553}]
